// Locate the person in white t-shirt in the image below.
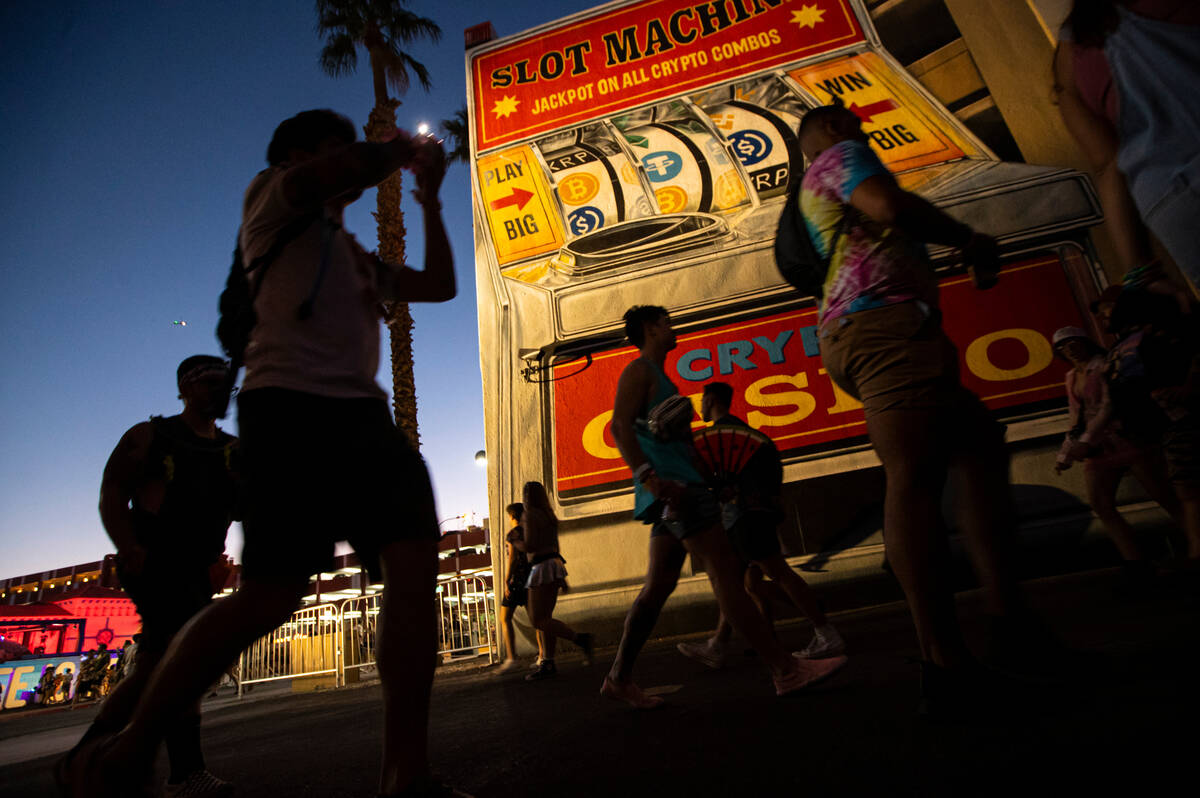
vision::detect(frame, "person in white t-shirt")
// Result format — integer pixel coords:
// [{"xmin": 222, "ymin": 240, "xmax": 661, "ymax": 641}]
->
[{"xmin": 64, "ymin": 109, "xmax": 464, "ymax": 798}]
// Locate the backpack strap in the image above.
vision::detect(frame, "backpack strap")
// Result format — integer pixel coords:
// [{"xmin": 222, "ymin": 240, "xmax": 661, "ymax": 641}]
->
[
  {"xmin": 240, "ymin": 213, "xmax": 320, "ymax": 297},
  {"xmin": 297, "ymin": 217, "xmax": 342, "ymax": 320},
  {"xmin": 226, "ymin": 213, "xmax": 319, "ymax": 378}
]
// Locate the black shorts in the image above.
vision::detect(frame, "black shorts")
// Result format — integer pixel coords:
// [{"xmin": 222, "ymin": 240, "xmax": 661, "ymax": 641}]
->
[
  {"xmin": 237, "ymin": 388, "xmax": 439, "ymax": 585},
  {"xmin": 501, "ymin": 584, "xmax": 528, "ymax": 608},
  {"xmin": 649, "ymin": 483, "xmax": 721, "ymax": 540},
  {"xmin": 118, "ymin": 561, "xmax": 213, "ymax": 652},
  {"xmin": 726, "ymin": 509, "xmax": 783, "ymax": 564}
]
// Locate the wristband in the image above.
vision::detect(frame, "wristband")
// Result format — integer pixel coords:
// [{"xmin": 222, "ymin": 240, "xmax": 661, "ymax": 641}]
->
[{"xmin": 634, "ymin": 463, "xmax": 655, "ymax": 483}]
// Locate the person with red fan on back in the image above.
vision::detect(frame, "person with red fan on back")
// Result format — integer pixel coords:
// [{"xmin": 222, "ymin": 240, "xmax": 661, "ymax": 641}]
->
[
  {"xmin": 601, "ymin": 305, "xmax": 847, "ymax": 709},
  {"xmin": 677, "ymin": 382, "xmax": 845, "ymax": 669}
]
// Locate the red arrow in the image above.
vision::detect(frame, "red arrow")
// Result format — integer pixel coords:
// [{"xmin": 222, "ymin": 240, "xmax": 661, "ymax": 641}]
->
[
  {"xmin": 848, "ymin": 99, "xmax": 899, "ymax": 123},
  {"xmin": 489, "ymin": 187, "xmax": 533, "ymax": 211}
]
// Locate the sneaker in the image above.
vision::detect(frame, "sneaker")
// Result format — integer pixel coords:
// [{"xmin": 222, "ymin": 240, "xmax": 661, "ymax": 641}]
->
[
  {"xmin": 495, "ymin": 659, "xmax": 522, "ymax": 674},
  {"xmin": 676, "ymin": 639, "xmax": 726, "ymax": 669},
  {"xmin": 774, "ymin": 653, "xmax": 847, "ymax": 696},
  {"xmin": 525, "ymin": 660, "xmax": 557, "ymax": 681},
  {"xmin": 163, "ymin": 770, "xmax": 234, "ymax": 798},
  {"xmin": 575, "ymin": 633, "xmax": 595, "ymax": 666},
  {"xmin": 599, "ymin": 675, "xmax": 666, "ymax": 710},
  {"xmin": 796, "ymin": 631, "xmax": 846, "ymax": 659}
]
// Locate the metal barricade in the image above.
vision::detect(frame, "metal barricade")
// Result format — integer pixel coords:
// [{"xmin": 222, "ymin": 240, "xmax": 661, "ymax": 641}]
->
[
  {"xmin": 236, "ymin": 575, "xmax": 496, "ymax": 696},
  {"xmin": 238, "ymin": 603, "xmax": 341, "ymax": 695},
  {"xmin": 338, "ymin": 593, "xmax": 381, "ymax": 683},
  {"xmin": 435, "ymin": 575, "xmax": 496, "ymax": 664}
]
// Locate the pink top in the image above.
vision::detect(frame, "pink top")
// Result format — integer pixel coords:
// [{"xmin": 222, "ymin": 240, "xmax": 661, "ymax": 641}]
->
[{"xmin": 1058, "ymin": 355, "xmax": 1144, "ymax": 469}]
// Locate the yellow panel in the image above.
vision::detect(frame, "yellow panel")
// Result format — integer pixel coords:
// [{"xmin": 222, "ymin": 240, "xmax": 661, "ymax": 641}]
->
[
  {"xmin": 790, "ymin": 51, "xmax": 982, "ymax": 171},
  {"xmin": 477, "ymin": 146, "xmax": 565, "ymax": 266}
]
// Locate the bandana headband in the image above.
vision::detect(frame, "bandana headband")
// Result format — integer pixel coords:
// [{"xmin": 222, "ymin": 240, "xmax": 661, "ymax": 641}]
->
[{"xmin": 178, "ymin": 362, "xmax": 230, "ymax": 387}]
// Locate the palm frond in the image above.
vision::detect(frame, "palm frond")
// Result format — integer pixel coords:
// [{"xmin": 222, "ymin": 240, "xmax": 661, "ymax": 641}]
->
[
  {"xmin": 441, "ymin": 107, "xmax": 470, "ymax": 164},
  {"xmin": 384, "ymin": 49, "xmax": 432, "ymax": 94},
  {"xmin": 319, "ymin": 32, "xmax": 359, "ymax": 77},
  {"xmin": 383, "ymin": 10, "xmax": 441, "ymax": 45}
]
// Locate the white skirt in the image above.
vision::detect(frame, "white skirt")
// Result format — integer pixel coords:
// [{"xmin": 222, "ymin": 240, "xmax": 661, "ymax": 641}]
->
[{"xmin": 526, "ymin": 558, "xmax": 568, "ymax": 588}]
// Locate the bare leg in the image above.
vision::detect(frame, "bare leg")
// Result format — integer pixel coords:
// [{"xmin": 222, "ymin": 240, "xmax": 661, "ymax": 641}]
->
[
  {"xmin": 706, "ymin": 566, "xmax": 771, "ymax": 648},
  {"xmin": 500, "ymin": 605, "xmax": 519, "ymax": 663},
  {"xmin": 948, "ymin": 410, "xmax": 1024, "ymax": 620},
  {"xmin": 607, "ymin": 535, "xmax": 686, "ymax": 684},
  {"xmin": 755, "ymin": 555, "xmax": 826, "ymax": 626},
  {"xmin": 683, "ymin": 526, "xmax": 792, "ymax": 675},
  {"xmin": 866, "ymin": 408, "xmax": 970, "ymax": 668},
  {"xmin": 375, "ymin": 538, "xmax": 440, "ymax": 796},
  {"xmin": 1085, "ymin": 463, "xmax": 1145, "ymax": 561},
  {"xmin": 103, "ymin": 581, "xmax": 305, "ymax": 773},
  {"xmin": 527, "ymin": 583, "xmax": 576, "ymax": 661}
]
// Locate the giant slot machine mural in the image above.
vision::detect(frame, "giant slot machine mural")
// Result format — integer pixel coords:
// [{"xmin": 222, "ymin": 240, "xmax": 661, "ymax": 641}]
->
[{"xmin": 468, "ymin": 0, "xmax": 1105, "ymax": 596}]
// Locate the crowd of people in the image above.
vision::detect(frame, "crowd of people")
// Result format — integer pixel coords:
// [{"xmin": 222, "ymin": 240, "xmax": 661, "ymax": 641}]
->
[{"xmin": 45, "ymin": 2, "xmax": 1197, "ymax": 795}]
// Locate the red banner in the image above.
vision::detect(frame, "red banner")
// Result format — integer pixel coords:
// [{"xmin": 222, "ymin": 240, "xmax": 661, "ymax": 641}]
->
[
  {"xmin": 552, "ymin": 255, "xmax": 1087, "ymax": 493},
  {"xmin": 471, "ymin": 0, "xmax": 865, "ymax": 151}
]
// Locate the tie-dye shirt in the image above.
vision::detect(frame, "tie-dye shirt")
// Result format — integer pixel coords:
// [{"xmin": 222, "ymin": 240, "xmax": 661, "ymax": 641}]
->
[{"xmin": 801, "ymin": 139, "xmax": 938, "ymax": 326}]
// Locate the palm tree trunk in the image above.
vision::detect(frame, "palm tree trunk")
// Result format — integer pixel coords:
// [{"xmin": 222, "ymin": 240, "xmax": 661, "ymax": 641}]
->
[{"xmin": 365, "ymin": 98, "xmax": 420, "ymax": 448}]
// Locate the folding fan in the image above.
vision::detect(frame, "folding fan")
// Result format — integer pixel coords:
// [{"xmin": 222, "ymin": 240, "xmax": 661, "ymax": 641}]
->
[{"xmin": 691, "ymin": 424, "xmax": 772, "ymax": 486}]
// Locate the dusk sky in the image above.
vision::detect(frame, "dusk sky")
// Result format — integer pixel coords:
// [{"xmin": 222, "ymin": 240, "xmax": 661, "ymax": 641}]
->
[{"xmin": 0, "ymin": 0, "xmax": 600, "ymax": 578}]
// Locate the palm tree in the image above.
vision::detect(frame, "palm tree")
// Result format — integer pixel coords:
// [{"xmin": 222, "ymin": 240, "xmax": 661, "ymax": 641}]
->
[
  {"xmin": 317, "ymin": 0, "xmax": 441, "ymax": 447},
  {"xmin": 440, "ymin": 106, "xmax": 470, "ymax": 165}
]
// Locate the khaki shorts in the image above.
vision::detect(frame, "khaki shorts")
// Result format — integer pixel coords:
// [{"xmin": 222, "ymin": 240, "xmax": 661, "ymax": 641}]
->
[{"xmin": 820, "ymin": 302, "xmax": 1001, "ymax": 445}]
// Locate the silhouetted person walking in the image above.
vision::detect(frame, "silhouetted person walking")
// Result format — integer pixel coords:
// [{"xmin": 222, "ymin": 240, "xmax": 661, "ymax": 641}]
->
[
  {"xmin": 677, "ymin": 381, "xmax": 845, "ymax": 668},
  {"xmin": 60, "ymin": 110, "xmax": 462, "ymax": 798},
  {"xmin": 58, "ymin": 355, "xmax": 239, "ymax": 796},
  {"xmin": 602, "ymin": 305, "xmax": 846, "ymax": 709},
  {"xmin": 798, "ymin": 102, "xmax": 1035, "ymax": 716}
]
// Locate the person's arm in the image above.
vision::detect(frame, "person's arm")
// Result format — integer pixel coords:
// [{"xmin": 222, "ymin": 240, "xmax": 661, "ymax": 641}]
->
[
  {"xmin": 98, "ymin": 423, "xmax": 153, "ymax": 575},
  {"xmin": 280, "ymin": 131, "xmax": 419, "ymax": 211},
  {"xmin": 846, "ymin": 166, "xmax": 999, "ymax": 283},
  {"xmin": 376, "ymin": 138, "xmax": 456, "ymax": 303},
  {"xmin": 849, "ymin": 171, "xmax": 973, "ymax": 249},
  {"xmin": 1052, "ymin": 42, "xmax": 1154, "ymax": 270}
]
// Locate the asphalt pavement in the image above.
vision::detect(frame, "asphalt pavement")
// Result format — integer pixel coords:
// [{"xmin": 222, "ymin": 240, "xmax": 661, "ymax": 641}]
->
[{"xmin": 2, "ymin": 563, "xmax": 1197, "ymax": 798}]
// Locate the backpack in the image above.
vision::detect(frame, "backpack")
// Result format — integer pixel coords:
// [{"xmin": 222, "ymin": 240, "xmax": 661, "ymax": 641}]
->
[
  {"xmin": 773, "ymin": 174, "xmax": 849, "ymax": 299},
  {"xmin": 215, "ymin": 213, "xmax": 339, "ymax": 414},
  {"xmin": 216, "ymin": 214, "xmax": 318, "ymax": 368}
]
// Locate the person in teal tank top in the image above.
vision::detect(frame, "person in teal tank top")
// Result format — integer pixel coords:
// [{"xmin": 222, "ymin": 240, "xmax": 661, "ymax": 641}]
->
[
  {"xmin": 631, "ymin": 361, "xmax": 705, "ymax": 521},
  {"xmin": 599, "ymin": 306, "xmax": 847, "ymax": 710}
]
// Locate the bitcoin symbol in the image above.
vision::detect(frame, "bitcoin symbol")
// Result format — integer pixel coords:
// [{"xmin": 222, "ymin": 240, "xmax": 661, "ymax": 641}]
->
[
  {"xmin": 654, "ymin": 186, "xmax": 689, "ymax": 214},
  {"xmin": 714, "ymin": 171, "xmax": 748, "ymax": 208},
  {"xmin": 558, "ymin": 172, "xmax": 600, "ymax": 206},
  {"xmin": 620, "ymin": 161, "xmax": 638, "ymax": 185}
]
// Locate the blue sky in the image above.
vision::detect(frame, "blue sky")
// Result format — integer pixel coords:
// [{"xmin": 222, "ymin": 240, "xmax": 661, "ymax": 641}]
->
[{"xmin": 0, "ymin": 0, "xmax": 598, "ymax": 578}]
